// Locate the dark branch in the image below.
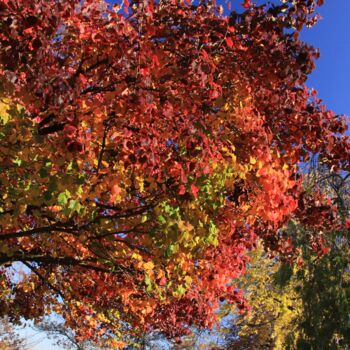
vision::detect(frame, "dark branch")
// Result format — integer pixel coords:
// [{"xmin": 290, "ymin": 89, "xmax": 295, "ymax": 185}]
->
[
  {"xmin": 0, "ymin": 225, "xmax": 75, "ymax": 241},
  {"xmin": 22, "ymin": 261, "xmax": 65, "ymax": 299},
  {"xmin": 0, "ymin": 253, "xmax": 133, "ymax": 275},
  {"xmin": 38, "ymin": 123, "xmax": 65, "ymax": 135}
]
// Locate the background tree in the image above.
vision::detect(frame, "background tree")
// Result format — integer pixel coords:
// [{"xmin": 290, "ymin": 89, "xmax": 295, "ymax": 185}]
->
[
  {"xmin": 291, "ymin": 166, "xmax": 350, "ymax": 349},
  {"xmin": 0, "ymin": 317, "xmax": 27, "ymax": 350},
  {"xmin": 224, "ymin": 243, "xmax": 302, "ymax": 350},
  {"xmin": 33, "ymin": 319, "xmax": 109, "ymax": 350},
  {"xmin": 224, "ymin": 166, "xmax": 350, "ymax": 350}
]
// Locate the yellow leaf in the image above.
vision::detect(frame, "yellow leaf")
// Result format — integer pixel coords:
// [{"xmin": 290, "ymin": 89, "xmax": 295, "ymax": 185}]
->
[
  {"xmin": 184, "ymin": 275, "xmax": 193, "ymax": 285},
  {"xmin": 131, "ymin": 253, "xmax": 143, "ymax": 261},
  {"xmin": 0, "ymin": 100, "xmax": 10, "ymax": 124},
  {"xmin": 250, "ymin": 156, "xmax": 257, "ymax": 165},
  {"xmin": 143, "ymin": 261, "xmax": 154, "ymax": 271}
]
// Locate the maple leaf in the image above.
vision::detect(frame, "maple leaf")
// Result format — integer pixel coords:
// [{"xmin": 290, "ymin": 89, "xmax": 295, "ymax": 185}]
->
[
  {"xmin": 242, "ymin": 0, "xmax": 251, "ymax": 9},
  {"xmin": 191, "ymin": 184, "xmax": 199, "ymax": 199},
  {"xmin": 225, "ymin": 36, "xmax": 234, "ymax": 48}
]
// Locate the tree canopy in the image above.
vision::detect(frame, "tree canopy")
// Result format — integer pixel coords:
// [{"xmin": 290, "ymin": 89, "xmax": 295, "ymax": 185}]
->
[{"xmin": 0, "ymin": 0, "xmax": 349, "ymax": 346}]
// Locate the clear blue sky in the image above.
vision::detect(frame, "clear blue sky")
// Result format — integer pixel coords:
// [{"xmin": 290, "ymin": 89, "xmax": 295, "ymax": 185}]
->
[
  {"xmin": 25, "ymin": 1, "xmax": 349, "ymax": 349},
  {"xmin": 301, "ymin": 0, "xmax": 350, "ymax": 119}
]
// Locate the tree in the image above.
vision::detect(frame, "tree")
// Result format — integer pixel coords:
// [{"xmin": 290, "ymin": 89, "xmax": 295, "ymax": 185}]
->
[
  {"xmin": 293, "ymin": 228, "xmax": 350, "ymax": 349},
  {"xmin": 0, "ymin": 0, "xmax": 349, "ymax": 346},
  {"xmin": 291, "ymin": 167, "xmax": 350, "ymax": 349},
  {"xmin": 223, "ymin": 243, "xmax": 302, "ymax": 350},
  {"xmin": 33, "ymin": 318, "xmax": 109, "ymax": 350},
  {"xmin": 0, "ymin": 317, "xmax": 26, "ymax": 350},
  {"xmin": 224, "ymin": 167, "xmax": 350, "ymax": 350}
]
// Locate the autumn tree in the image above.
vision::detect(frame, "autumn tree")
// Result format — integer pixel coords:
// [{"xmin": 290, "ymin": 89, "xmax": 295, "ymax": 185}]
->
[
  {"xmin": 0, "ymin": 0, "xmax": 349, "ymax": 346},
  {"xmin": 290, "ymin": 166, "xmax": 350, "ymax": 349},
  {"xmin": 224, "ymin": 167, "xmax": 349, "ymax": 350},
  {"xmin": 222, "ymin": 243, "xmax": 301, "ymax": 350}
]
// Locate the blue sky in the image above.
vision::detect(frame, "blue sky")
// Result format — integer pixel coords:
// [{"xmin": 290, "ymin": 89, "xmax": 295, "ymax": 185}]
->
[
  {"xmin": 22, "ymin": 1, "xmax": 349, "ymax": 349},
  {"xmin": 301, "ymin": 0, "xmax": 350, "ymax": 119}
]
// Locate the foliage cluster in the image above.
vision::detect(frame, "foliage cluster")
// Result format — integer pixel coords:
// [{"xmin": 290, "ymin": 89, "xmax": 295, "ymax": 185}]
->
[{"xmin": 0, "ymin": 0, "xmax": 349, "ymax": 347}]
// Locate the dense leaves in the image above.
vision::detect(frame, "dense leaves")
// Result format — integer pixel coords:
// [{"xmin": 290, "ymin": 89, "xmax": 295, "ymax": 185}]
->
[
  {"xmin": 225, "ymin": 243, "xmax": 302, "ymax": 350},
  {"xmin": 0, "ymin": 0, "xmax": 349, "ymax": 345},
  {"xmin": 225, "ymin": 169, "xmax": 350, "ymax": 350}
]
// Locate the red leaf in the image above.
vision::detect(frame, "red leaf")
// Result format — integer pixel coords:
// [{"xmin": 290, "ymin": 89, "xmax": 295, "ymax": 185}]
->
[
  {"xmin": 225, "ymin": 37, "xmax": 234, "ymax": 48},
  {"xmin": 152, "ymin": 54, "xmax": 160, "ymax": 68},
  {"xmin": 242, "ymin": 0, "xmax": 251, "ymax": 9},
  {"xmin": 178, "ymin": 185, "xmax": 186, "ymax": 195},
  {"xmin": 63, "ymin": 124, "xmax": 77, "ymax": 136},
  {"xmin": 345, "ymin": 218, "xmax": 350, "ymax": 228},
  {"xmin": 181, "ymin": 169, "xmax": 188, "ymax": 184},
  {"xmin": 201, "ymin": 49, "xmax": 209, "ymax": 60},
  {"xmin": 79, "ymin": 73, "xmax": 87, "ymax": 85},
  {"xmin": 191, "ymin": 184, "xmax": 199, "ymax": 199}
]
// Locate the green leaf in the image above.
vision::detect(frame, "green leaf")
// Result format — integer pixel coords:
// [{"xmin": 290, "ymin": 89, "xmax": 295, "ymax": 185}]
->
[
  {"xmin": 13, "ymin": 157, "xmax": 22, "ymax": 166},
  {"xmin": 68, "ymin": 199, "xmax": 82, "ymax": 214},
  {"xmin": 144, "ymin": 274, "xmax": 152, "ymax": 292},
  {"xmin": 205, "ymin": 221, "xmax": 219, "ymax": 246},
  {"xmin": 164, "ymin": 244, "xmax": 176, "ymax": 257},
  {"xmin": 58, "ymin": 192, "xmax": 69, "ymax": 206},
  {"xmin": 158, "ymin": 215, "xmax": 166, "ymax": 225},
  {"xmin": 173, "ymin": 284, "xmax": 186, "ymax": 297}
]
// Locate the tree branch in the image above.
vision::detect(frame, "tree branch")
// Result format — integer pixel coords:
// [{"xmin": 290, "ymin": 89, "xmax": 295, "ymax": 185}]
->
[
  {"xmin": 0, "ymin": 253, "xmax": 133, "ymax": 275},
  {"xmin": 22, "ymin": 261, "xmax": 65, "ymax": 299},
  {"xmin": 0, "ymin": 225, "xmax": 75, "ymax": 241}
]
